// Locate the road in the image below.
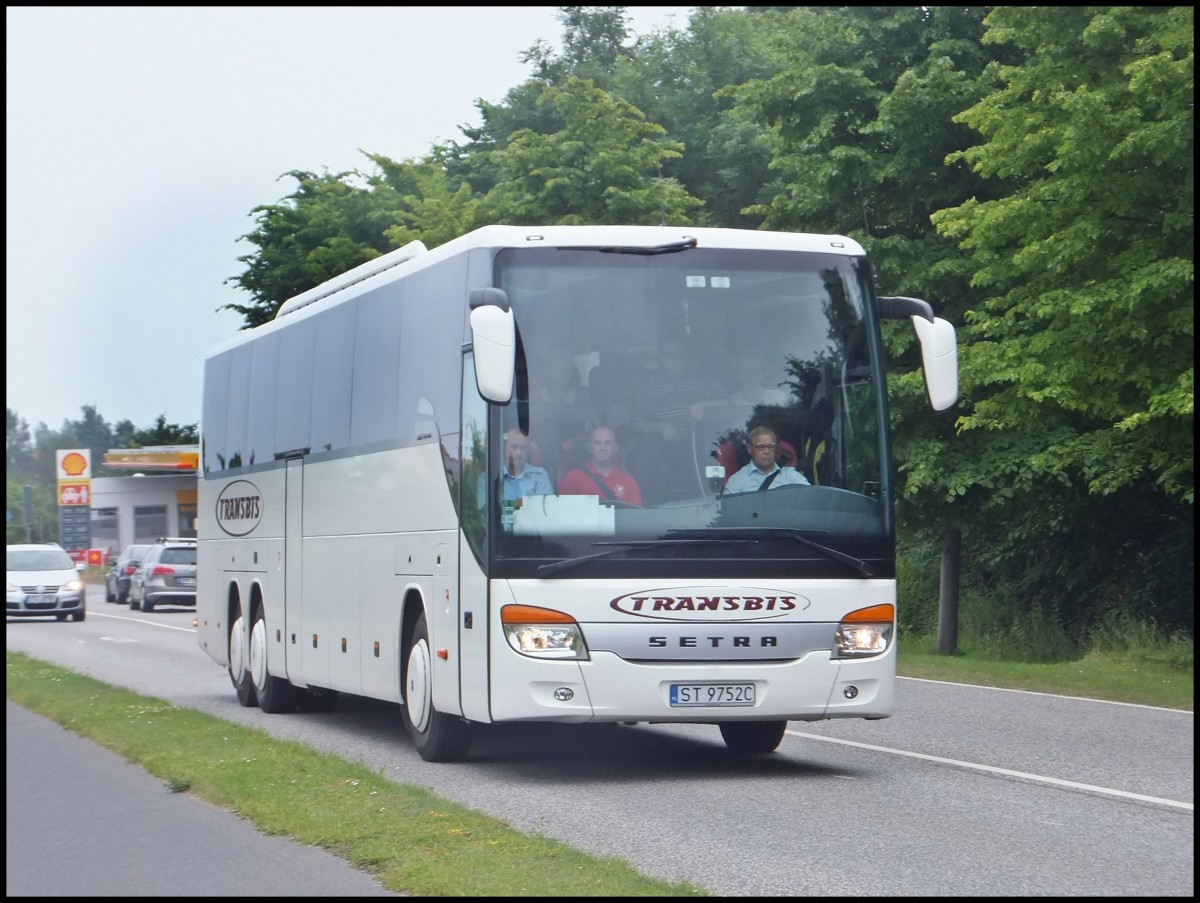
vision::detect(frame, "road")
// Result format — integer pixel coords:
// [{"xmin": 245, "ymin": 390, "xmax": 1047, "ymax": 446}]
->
[{"xmin": 6, "ymin": 585, "xmax": 1194, "ymax": 896}]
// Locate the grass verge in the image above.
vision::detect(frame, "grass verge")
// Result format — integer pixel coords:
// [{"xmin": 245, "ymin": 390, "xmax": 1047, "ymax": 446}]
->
[
  {"xmin": 5, "ymin": 650, "xmax": 705, "ymax": 897},
  {"xmin": 898, "ymin": 639, "xmax": 1192, "ymax": 711}
]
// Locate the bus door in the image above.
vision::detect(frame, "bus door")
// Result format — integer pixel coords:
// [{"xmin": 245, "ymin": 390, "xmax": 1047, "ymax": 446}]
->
[
  {"xmin": 456, "ymin": 354, "xmax": 492, "ymax": 722},
  {"xmin": 285, "ymin": 453, "xmax": 304, "ymax": 681}
]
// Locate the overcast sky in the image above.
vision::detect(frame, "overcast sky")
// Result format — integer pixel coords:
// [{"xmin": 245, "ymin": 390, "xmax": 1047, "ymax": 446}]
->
[{"xmin": 5, "ymin": 6, "xmax": 693, "ymax": 432}]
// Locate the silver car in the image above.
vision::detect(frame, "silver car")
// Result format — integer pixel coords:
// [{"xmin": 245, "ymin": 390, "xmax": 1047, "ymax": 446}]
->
[
  {"xmin": 128, "ymin": 538, "xmax": 197, "ymax": 612},
  {"xmin": 6, "ymin": 543, "xmax": 87, "ymax": 622}
]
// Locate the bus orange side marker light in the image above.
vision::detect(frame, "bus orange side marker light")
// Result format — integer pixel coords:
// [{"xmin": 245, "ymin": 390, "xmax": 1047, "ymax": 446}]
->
[{"xmin": 437, "ymin": 649, "xmax": 449, "ymax": 660}]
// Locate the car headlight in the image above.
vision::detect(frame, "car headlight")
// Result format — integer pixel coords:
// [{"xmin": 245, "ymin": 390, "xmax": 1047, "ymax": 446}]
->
[
  {"xmin": 833, "ymin": 604, "xmax": 894, "ymax": 658},
  {"xmin": 501, "ymin": 604, "xmax": 589, "ymax": 661},
  {"xmin": 62, "ymin": 579, "xmax": 85, "ymax": 594}
]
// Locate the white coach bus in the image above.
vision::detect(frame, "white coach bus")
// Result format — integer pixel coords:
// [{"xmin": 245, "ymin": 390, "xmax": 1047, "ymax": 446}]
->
[{"xmin": 196, "ymin": 225, "xmax": 957, "ymax": 762}]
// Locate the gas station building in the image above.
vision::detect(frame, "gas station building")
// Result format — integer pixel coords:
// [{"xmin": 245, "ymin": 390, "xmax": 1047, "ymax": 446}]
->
[{"xmin": 88, "ymin": 446, "xmax": 199, "ymax": 559}]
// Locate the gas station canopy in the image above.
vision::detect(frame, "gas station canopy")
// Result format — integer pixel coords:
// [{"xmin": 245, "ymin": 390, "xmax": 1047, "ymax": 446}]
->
[{"xmin": 103, "ymin": 445, "xmax": 199, "ymax": 473}]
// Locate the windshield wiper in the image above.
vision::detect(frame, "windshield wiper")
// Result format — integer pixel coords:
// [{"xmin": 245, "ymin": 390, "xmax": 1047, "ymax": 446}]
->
[
  {"xmin": 558, "ymin": 237, "xmax": 698, "ymax": 256},
  {"xmin": 668, "ymin": 528, "xmax": 875, "ymax": 577},
  {"xmin": 537, "ymin": 538, "xmax": 738, "ymax": 576}
]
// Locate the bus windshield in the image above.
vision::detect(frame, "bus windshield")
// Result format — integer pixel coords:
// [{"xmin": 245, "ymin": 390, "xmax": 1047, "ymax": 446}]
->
[{"xmin": 486, "ymin": 245, "xmax": 893, "ymax": 575}]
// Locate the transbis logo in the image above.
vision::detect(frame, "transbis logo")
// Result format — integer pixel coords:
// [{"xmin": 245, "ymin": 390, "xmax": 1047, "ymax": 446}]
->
[
  {"xmin": 609, "ymin": 587, "xmax": 810, "ymax": 621},
  {"xmin": 216, "ymin": 480, "xmax": 262, "ymax": 536}
]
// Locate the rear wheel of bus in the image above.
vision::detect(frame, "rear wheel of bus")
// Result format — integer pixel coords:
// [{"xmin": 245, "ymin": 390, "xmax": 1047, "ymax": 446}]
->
[
  {"xmin": 719, "ymin": 720, "xmax": 788, "ymax": 754},
  {"xmin": 227, "ymin": 599, "xmax": 257, "ymax": 707},
  {"xmin": 249, "ymin": 601, "xmax": 300, "ymax": 713},
  {"xmin": 402, "ymin": 612, "xmax": 473, "ymax": 762}
]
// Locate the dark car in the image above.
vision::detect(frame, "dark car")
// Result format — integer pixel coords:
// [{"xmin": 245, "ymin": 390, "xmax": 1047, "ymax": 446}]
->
[
  {"xmin": 128, "ymin": 538, "xmax": 197, "ymax": 613},
  {"xmin": 104, "ymin": 543, "xmax": 153, "ymax": 604}
]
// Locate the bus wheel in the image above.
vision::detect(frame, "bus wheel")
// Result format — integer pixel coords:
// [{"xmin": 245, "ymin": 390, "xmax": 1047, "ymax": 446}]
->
[
  {"xmin": 228, "ymin": 603, "xmax": 257, "ymax": 707},
  {"xmin": 249, "ymin": 604, "xmax": 300, "ymax": 713},
  {"xmin": 719, "ymin": 720, "xmax": 787, "ymax": 755},
  {"xmin": 402, "ymin": 613, "xmax": 473, "ymax": 762}
]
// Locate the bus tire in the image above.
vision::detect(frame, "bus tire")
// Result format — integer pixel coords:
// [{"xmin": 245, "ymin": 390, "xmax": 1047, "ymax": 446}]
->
[
  {"xmin": 249, "ymin": 603, "xmax": 299, "ymax": 713},
  {"xmin": 719, "ymin": 720, "xmax": 787, "ymax": 754},
  {"xmin": 402, "ymin": 613, "xmax": 473, "ymax": 762},
  {"xmin": 228, "ymin": 602, "xmax": 257, "ymax": 708}
]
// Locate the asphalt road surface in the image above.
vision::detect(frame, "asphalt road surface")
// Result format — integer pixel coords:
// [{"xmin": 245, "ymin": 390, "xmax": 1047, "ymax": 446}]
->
[{"xmin": 6, "ymin": 585, "xmax": 1193, "ymax": 896}]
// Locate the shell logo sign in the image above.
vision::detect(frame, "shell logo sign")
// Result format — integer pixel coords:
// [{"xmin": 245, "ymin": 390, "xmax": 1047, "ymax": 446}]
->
[
  {"xmin": 56, "ymin": 449, "xmax": 93, "ymax": 507},
  {"xmin": 56, "ymin": 449, "xmax": 91, "ymax": 480},
  {"xmin": 60, "ymin": 451, "xmax": 88, "ymax": 476}
]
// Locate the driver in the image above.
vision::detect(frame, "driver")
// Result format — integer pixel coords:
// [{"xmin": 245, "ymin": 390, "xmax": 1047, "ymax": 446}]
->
[{"xmin": 724, "ymin": 425, "xmax": 810, "ymax": 493}]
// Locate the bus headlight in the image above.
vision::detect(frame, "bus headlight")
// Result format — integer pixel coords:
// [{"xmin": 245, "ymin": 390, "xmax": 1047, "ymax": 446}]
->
[
  {"xmin": 501, "ymin": 604, "xmax": 589, "ymax": 661},
  {"xmin": 834, "ymin": 604, "xmax": 894, "ymax": 658}
]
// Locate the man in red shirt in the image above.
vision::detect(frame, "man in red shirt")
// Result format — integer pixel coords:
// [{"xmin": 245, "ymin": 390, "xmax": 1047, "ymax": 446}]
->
[{"xmin": 557, "ymin": 426, "xmax": 642, "ymax": 507}]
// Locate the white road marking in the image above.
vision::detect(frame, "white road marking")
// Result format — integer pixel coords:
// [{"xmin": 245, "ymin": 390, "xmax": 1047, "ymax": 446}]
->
[{"xmin": 786, "ymin": 728, "xmax": 1193, "ymax": 812}]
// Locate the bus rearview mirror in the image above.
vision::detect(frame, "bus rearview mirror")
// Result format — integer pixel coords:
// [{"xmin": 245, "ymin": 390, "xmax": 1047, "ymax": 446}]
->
[
  {"xmin": 912, "ymin": 315, "xmax": 958, "ymax": 412},
  {"xmin": 470, "ymin": 305, "xmax": 516, "ymax": 403}
]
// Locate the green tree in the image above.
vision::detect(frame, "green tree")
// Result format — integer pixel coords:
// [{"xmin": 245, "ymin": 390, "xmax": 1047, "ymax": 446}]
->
[
  {"xmin": 224, "ymin": 169, "xmax": 394, "ymax": 326},
  {"xmin": 6, "ymin": 408, "xmax": 37, "ymax": 482},
  {"xmin": 936, "ymin": 5, "xmax": 1193, "ymax": 503},
  {"xmin": 434, "ymin": 6, "xmax": 641, "ymax": 200},
  {"xmin": 7, "ymin": 405, "xmax": 120, "ymax": 542},
  {"xmin": 5, "ymin": 477, "xmax": 55, "ymax": 544},
  {"xmin": 362, "ymin": 156, "xmax": 484, "ymax": 250},
  {"xmin": 71, "ymin": 405, "xmax": 120, "ymax": 475},
  {"xmin": 608, "ymin": 6, "xmax": 785, "ymax": 228},
  {"xmin": 6, "ymin": 409, "xmax": 51, "ymax": 543},
  {"xmin": 554, "ymin": 5, "xmax": 634, "ymax": 81},
  {"xmin": 130, "ymin": 414, "xmax": 199, "ymax": 447},
  {"xmin": 928, "ymin": 6, "xmax": 1194, "ymax": 632},
  {"xmin": 479, "ymin": 76, "xmax": 704, "ymax": 225}
]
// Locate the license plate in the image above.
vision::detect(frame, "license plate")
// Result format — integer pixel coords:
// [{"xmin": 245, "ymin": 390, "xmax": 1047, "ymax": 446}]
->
[
  {"xmin": 669, "ymin": 683, "xmax": 756, "ymax": 707},
  {"xmin": 176, "ymin": 577, "xmax": 195, "ymax": 586},
  {"xmin": 26, "ymin": 594, "xmax": 56, "ymax": 604}
]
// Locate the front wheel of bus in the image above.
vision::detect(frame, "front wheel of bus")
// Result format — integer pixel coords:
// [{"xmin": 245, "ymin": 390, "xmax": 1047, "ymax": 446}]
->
[
  {"xmin": 719, "ymin": 720, "xmax": 787, "ymax": 754},
  {"xmin": 249, "ymin": 604, "xmax": 300, "ymax": 714},
  {"xmin": 228, "ymin": 603, "xmax": 257, "ymax": 707},
  {"xmin": 402, "ymin": 614, "xmax": 473, "ymax": 762}
]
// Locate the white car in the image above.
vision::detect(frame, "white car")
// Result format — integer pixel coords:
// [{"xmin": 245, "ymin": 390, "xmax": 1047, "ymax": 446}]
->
[{"xmin": 6, "ymin": 543, "xmax": 87, "ymax": 622}]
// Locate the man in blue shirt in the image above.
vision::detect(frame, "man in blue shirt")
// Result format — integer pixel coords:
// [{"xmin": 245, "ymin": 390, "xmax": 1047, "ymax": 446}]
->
[
  {"xmin": 501, "ymin": 428, "xmax": 553, "ymax": 501},
  {"xmin": 724, "ymin": 425, "xmax": 810, "ymax": 494}
]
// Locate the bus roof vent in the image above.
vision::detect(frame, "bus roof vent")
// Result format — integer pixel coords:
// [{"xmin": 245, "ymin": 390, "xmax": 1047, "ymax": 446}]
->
[{"xmin": 275, "ymin": 240, "xmax": 428, "ymax": 319}]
